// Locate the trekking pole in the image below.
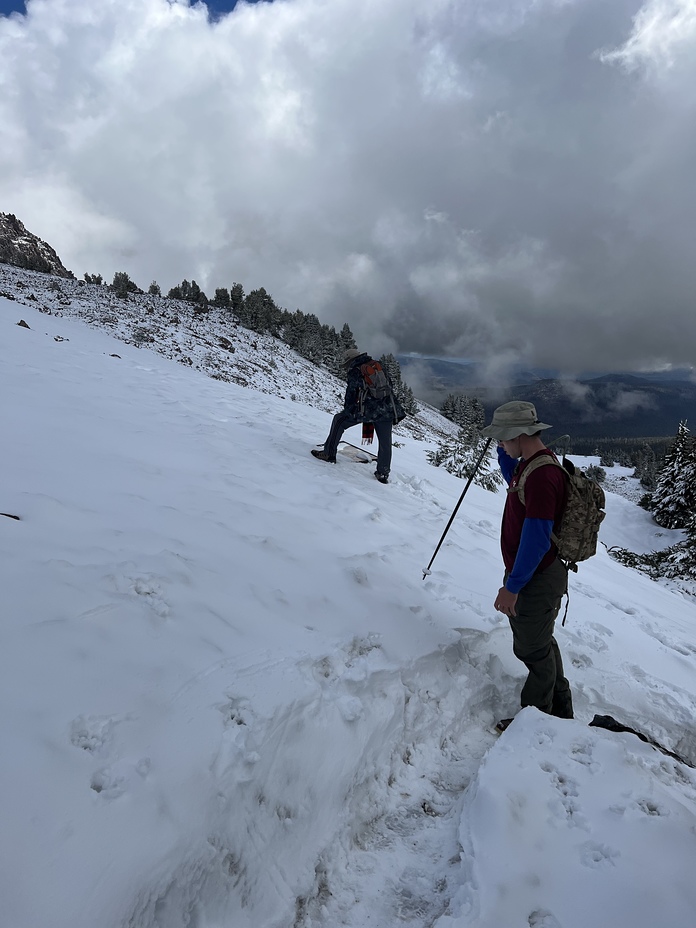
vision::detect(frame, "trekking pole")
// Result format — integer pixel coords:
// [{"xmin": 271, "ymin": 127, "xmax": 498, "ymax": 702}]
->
[
  {"xmin": 550, "ymin": 433, "xmax": 571, "ymax": 462},
  {"xmin": 422, "ymin": 438, "xmax": 492, "ymax": 579}
]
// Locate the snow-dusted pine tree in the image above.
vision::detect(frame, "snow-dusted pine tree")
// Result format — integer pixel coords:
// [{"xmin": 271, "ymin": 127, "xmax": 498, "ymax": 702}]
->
[
  {"xmin": 666, "ymin": 510, "xmax": 696, "ymax": 580},
  {"xmin": 440, "ymin": 393, "xmax": 478, "ymax": 429},
  {"xmin": 652, "ymin": 421, "xmax": 696, "ymax": 529},
  {"xmin": 428, "ymin": 397, "xmax": 502, "ymax": 491},
  {"xmin": 634, "ymin": 442, "xmax": 658, "ymax": 490},
  {"xmin": 339, "ymin": 323, "xmax": 357, "ymax": 352},
  {"xmin": 378, "ymin": 353, "xmax": 418, "ymax": 415}
]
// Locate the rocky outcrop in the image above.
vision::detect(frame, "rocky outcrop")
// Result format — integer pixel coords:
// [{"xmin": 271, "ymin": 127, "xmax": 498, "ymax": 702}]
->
[{"xmin": 0, "ymin": 212, "xmax": 74, "ymax": 278}]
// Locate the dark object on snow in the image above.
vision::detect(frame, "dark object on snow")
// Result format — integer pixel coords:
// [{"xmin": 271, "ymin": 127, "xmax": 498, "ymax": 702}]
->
[
  {"xmin": 1, "ymin": 512, "xmax": 21, "ymax": 520},
  {"xmin": 17, "ymin": 319, "xmax": 30, "ymax": 328},
  {"xmin": 589, "ymin": 714, "xmax": 693, "ymax": 767},
  {"xmin": 374, "ymin": 471, "xmax": 388, "ymax": 484},
  {"xmin": 311, "ymin": 448, "xmax": 335, "ymax": 463}
]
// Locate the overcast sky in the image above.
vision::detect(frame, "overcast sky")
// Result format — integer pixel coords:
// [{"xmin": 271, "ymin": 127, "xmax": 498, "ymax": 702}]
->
[{"xmin": 1, "ymin": 0, "xmax": 695, "ymax": 374}]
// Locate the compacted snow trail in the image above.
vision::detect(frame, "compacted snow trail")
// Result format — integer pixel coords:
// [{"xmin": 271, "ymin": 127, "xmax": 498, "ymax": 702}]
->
[
  {"xmin": 115, "ymin": 633, "xmax": 502, "ymax": 928},
  {"xmin": 293, "ymin": 640, "xmax": 500, "ymax": 928}
]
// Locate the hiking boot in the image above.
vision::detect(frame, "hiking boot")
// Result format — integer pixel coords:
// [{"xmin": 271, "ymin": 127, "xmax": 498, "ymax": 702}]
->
[
  {"xmin": 374, "ymin": 471, "xmax": 388, "ymax": 484},
  {"xmin": 495, "ymin": 717, "xmax": 515, "ymax": 733},
  {"xmin": 311, "ymin": 449, "xmax": 336, "ymax": 463}
]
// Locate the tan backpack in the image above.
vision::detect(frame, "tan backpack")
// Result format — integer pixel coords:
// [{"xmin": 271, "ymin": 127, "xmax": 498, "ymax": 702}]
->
[{"xmin": 514, "ymin": 455, "xmax": 606, "ymax": 572}]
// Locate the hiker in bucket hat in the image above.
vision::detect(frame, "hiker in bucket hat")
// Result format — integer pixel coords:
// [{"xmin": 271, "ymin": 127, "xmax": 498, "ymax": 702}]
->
[
  {"xmin": 310, "ymin": 348, "xmax": 405, "ymax": 484},
  {"xmin": 482, "ymin": 401, "xmax": 574, "ymax": 733}
]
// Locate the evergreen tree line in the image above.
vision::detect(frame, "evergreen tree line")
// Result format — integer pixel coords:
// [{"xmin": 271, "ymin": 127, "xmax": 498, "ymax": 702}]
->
[
  {"xmin": 88, "ymin": 271, "xmax": 418, "ymax": 412},
  {"xmin": 427, "ymin": 394, "xmax": 502, "ymax": 491},
  {"xmin": 609, "ymin": 420, "xmax": 696, "ymax": 583},
  {"xmin": 566, "ymin": 436, "xmax": 670, "ymax": 472}
]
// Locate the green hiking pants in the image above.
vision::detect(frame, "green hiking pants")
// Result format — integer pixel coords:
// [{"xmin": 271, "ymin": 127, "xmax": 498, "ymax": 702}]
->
[{"xmin": 506, "ymin": 558, "xmax": 574, "ymax": 718}]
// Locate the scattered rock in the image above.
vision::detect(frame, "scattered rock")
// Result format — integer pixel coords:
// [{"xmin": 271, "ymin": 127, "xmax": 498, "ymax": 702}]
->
[{"xmin": 17, "ymin": 319, "xmax": 30, "ymax": 329}]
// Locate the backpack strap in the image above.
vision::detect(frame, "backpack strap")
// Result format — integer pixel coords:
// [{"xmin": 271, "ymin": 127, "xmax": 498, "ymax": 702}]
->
[
  {"xmin": 511, "ymin": 454, "xmax": 567, "ymax": 549},
  {"xmin": 511, "ymin": 454, "xmax": 565, "ymax": 507}
]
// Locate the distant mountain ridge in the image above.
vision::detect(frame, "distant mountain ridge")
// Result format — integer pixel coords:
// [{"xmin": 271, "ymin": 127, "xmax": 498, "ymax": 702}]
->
[
  {"xmin": 0, "ymin": 213, "xmax": 74, "ymax": 278},
  {"xmin": 491, "ymin": 377, "xmax": 696, "ymax": 441},
  {"xmin": 399, "ymin": 355, "xmax": 696, "ymax": 441}
]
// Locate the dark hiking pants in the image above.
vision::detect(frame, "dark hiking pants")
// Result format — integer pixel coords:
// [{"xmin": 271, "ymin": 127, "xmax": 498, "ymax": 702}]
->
[
  {"xmin": 324, "ymin": 413, "xmax": 393, "ymax": 476},
  {"xmin": 506, "ymin": 558, "xmax": 573, "ymax": 718}
]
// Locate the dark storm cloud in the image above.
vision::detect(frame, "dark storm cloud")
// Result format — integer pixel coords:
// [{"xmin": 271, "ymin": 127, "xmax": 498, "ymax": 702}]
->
[{"xmin": 1, "ymin": 0, "xmax": 695, "ymax": 372}]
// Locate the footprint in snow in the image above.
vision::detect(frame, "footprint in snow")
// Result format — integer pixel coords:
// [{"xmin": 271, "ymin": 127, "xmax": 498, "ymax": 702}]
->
[
  {"xmin": 90, "ymin": 758, "xmax": 150, "ymax": 799},
  {"xmin": 108, "ymin": 570, "xmax": 171, "ymax": 618},
  {"xmin": 579, "ymin": 841, "xmax": 619, "ymax": 869},
  {"xmin": 70, "ymin": 714, "xmax": 116, "ymax": 754},
  {"xmin": 528, "ymin": 910, "xmax": 563, "ymax": 928}
]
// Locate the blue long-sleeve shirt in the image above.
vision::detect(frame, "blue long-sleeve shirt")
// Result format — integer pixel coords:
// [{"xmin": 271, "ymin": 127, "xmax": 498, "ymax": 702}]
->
[{"xmin": 497, "ymin": 446, "xmax": 555, "ymax": 594}]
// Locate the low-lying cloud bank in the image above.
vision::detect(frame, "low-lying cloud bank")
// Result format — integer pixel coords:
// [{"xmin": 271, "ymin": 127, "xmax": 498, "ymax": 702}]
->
[{"xmin": 2, "ymin": 0, "xmax": 695, "ymax": 371}]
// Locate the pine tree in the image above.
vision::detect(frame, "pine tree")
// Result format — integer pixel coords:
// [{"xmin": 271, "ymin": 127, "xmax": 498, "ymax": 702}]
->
[
  {"xmin": 213, "ymin": 287, "xmax": 231, "ymax": 307},
  {"xmin": 321, "ymin": 326, "xmax": 343, "ymax": 376},
  {"xmin": 652, "ymin": 421, "xmax": 696, "ymax": 529},
  {"xmin": 111, "ymin": 271, "xmax": 139, "ymax": 298},
  {"xmin": 230, "ymin": 282, "xmax": 245, "ymax": 316},
  {"xmin": 679, "ymin": 510, "xmax": 696, "ymax": 578},
  {"xmin": 148, "ymin": 281, "xmax": 161, "ymax": 296},
  {"xmin": 378, "ymin": 353, "xmax": 418, "ymax": 415},
  {"xmin": 167, "ymin": 279, "xmax": 208, "ymax": 304},
  {"xmin": 428, "ymin": 396, "xmax": 501, "ymax": 491},
  {"xmin": 339, "ymin": 323, "xmax": 357, "ymax": 351},
  {"xmin": 634, "ymin": 443, "xmax": 657, "ymax": 490},
  {"xmin": 243, "ymin": 288, "xmax": 280, "ymax": 335},
  {"xmin": 428, "ymin": 430, "xmax": 502, "ymax": 491},
  {"xmin": 299, "ymin": 313, "xmax": 323, "ymax": 363},
  {"xmin": 440, "ymin": 394, "xmax": 485, "ymax": 432}
]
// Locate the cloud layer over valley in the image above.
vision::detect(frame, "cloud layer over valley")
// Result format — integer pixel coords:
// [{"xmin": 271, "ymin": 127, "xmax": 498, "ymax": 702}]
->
[{"xmin": 2, "ymin": 0, "xmax": 695, "ymax": 372}]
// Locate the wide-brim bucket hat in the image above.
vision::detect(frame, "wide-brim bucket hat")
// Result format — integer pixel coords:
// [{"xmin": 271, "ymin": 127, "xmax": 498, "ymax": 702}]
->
[{"xmin": 481, "ymin": 401, "xmax": 552, "ymax": 441}]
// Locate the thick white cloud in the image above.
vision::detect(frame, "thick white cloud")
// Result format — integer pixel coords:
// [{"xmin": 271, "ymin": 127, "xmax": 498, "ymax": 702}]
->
[{"xmin": 1, "ymin": 0, "xmax": 696, "ymax": 370}]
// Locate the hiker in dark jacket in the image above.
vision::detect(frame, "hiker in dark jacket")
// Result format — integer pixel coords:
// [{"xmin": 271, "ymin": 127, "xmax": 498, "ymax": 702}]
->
[
  {"xmin": 311, "ymin": 349, "xmax": 405, "ymax": 483},
  {"xmin": 481, "ymin": 401, "xmax": 574, "ymax": 732}
]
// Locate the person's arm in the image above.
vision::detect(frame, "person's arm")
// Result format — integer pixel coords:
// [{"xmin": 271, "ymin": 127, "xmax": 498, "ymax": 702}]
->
[
  {"xmin": 344, "ymin": 366, "xmax": 361, "ymax": 414},
  {"xmin": 497, "ymin": 445, "xmax": 517, "ymax": 485},
  {"xmin": 505, "ymin": 518, "xmax": 554, "ymax": 593},
  {"xmin": 496, "ymin": 461, "xmax": 563, "ymax": 616}
]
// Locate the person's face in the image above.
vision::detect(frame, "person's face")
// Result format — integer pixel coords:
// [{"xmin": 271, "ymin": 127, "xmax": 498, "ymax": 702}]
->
[{"xmin": 500, "ymin": 435, "xmax": 523, "ymax": 459}]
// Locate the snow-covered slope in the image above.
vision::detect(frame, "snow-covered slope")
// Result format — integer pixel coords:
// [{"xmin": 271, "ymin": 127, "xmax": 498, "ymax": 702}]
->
[
  {"xmin": 0, "ymin": 262, "xmax": 456, "ymax": 444},
  {"xmin": 2, "ymin": 291, "xmax": 696, "ymax": 928}
]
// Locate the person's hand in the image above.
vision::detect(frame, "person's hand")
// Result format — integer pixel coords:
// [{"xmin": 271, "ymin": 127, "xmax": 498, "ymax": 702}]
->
[{"xmin": 494, "ymin": 587, "xmax": 518, "ymax": 617}]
